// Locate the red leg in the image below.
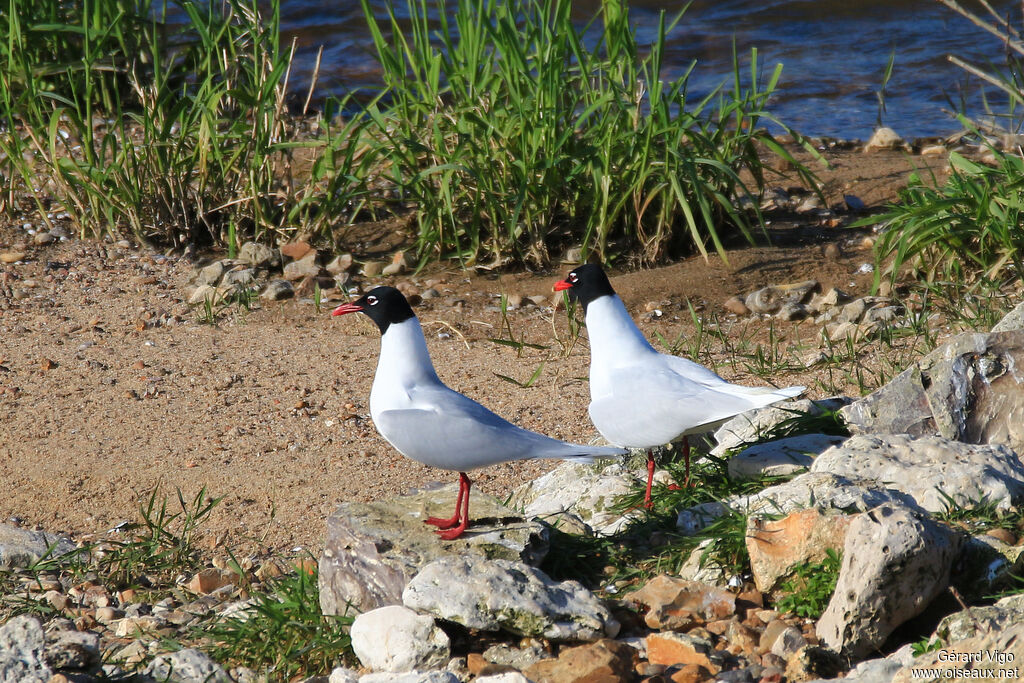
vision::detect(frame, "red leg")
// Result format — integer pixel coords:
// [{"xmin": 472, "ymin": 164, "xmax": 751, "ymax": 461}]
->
[
  {"xmin": 643, "ymin": 450, "xmax": 655, "ymax": 508},
  {"xmin": 437, "ymin": 473, "xmax": 471, "ymax": 540},
  {"xmin": 425, "ymin": 472, "xmax": 467, "ymax": 529}
]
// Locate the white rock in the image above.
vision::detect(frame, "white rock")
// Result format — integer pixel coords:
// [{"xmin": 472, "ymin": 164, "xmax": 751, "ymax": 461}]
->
[
  {"xmin": 809, "ymin": 434, "xmax": 1024, "ymax": 513},
  {"xmin": 817, "ymin": 504, "xmax": 961, "ymax": 658},
  {"xmin": 0, "ymin": 615, "xmax": 52, "ymax": 683},
  {"xmin": 727, "ymin": 434, "xmax": 848, "ymax": 480},
  {"xmin": 474, "ymin": 673, "xmax": 533, "ymax": 683},
  {"xmin": 359, "ymin": 672, "xmax": 461, "ymax": 683},
  {"xmin": 402, "ymin": 556, "xmax": 618, "ymax": 641},
  {"xmin": 864, "ymin": 127, "xmax": 905, "ymax": 152},
  {"xmin": 144, "ymin": 648, "xmax": 232, "ymax": 683},
  {"xmin": 330, "ymin": 668, "xmax": 361, "ymax": 683},
  {"xmin": 351, "ymin": 606, "xmax": 450, "ymax": 673},
  {"xmin": 508, "ymin": 461, "xmax": 639, "ymax": 535},
  {"xmin": 711, "ymin": 398, "xmax": 850, "ymax": 457}
]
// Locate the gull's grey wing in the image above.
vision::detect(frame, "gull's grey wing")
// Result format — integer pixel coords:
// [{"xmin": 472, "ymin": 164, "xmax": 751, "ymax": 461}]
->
[{"xmin": 375, "ymin": 384, "xmax": 622, "ymax": 471}]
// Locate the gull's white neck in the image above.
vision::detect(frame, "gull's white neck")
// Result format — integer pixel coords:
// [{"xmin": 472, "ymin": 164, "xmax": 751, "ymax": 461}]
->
[
  {"xmin": 584, "ymin": 295, "xmax": 657, "ymax": 371},
  {"xmin": 370, "ymin": 318, "xmax": 440, "ymax": 415}
]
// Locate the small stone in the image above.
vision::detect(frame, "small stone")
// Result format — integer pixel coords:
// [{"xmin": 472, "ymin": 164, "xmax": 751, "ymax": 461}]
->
[
  {"xmin": 326, "ymin": 254, "xmax": 354, "ymax": 275},
  {"xmin": 646, "ymin": 632, "xmax": 719, "ymax": 673},
  {"xmin": 776, "ymin": 303, "xmax": 807, "ymax": 321},
  {"xmin": 196, "ymin": 261, "xmax": 226, "ymax": 286},
  {"xmin": 382, "ymin": 262, "xmax": 405, "ymax": 277},
  {"xmin": 528, "ymin": 295, "xmax": 548, "ymax": 307},
  {"xmin": 506, "ymin": 294, "xmax": 524, "ymax": 309},
  {"xmin": 33, "ymin": 232, "xmax": 54, "ymax": 245},
  {"xmin": 280, "ymin": 241, "xmax": 313, "ymax": 261},
  {"xmin": 920, "ymin": 144, "xmax": 947, "ymax": 157},
  {"xmin": 362, "ymin": 261, "xmax": 385, "ymax": 277},
  {"xmin": 282, "ymin": 252, "xmax": 320, "ymax": 281},
  {"xmin": 723, "ymin": 296, "xmax": 749, "ymax": 316},
  {"xmin": 1, "ymin": 251, "xmax": 27, "ymax": 263},
  {"xmin": 261, "ymin": 279, "xmax": 294, "ymax": 301},
  {"xmin": 238, "ymin": 242, "xmax": 280, "ymax": 268},
  {"xmin": 823, "ymin": 243, "xmax": 841, "ymax": 260},
  {"xmin": 795, "ymin": 195, "xmax": 822, "ymax": 213},
  {"xmin": 843, "ymin": 195, "xmax": 866, "ymax": 211},
  {"xmin": 187, "ymin": 568, "xmax": 236, "ymax": 595},
  {"xmin": 864, "ymin": 127, "xmax": 905, "ymax": 152}
]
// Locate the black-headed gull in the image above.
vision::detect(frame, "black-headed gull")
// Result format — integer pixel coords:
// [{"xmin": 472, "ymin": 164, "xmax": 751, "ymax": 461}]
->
[
  {"xmin": 332, "ymin": 286, "xmax": 626, "ymax": 539},
  {"xmin": 554, "ymin": 264, "xmax": 805, "ymax": 506}
]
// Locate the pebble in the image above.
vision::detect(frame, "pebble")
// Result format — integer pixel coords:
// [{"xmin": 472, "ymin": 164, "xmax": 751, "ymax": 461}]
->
[
  {"xmin": 723, "ymin": 296, "xmax": 750, "ymax": 316},
  {"xmin": 33, "ymin": 232, "xmax": 55, "ymax": 245},
  {"xmin": 864, "ymin": 127, "xmax": 905, "ymax": 152},
  {"xmin": 421, "ymin": 288, "xmax": 440, "ymax": 300},
  {"xmin": 920, "ymin": 144, "xmax": 947, "ymax": 157},
  {"xmin": 362, "ymin": 261, "xmax": 385, "ymax": 277},
  {"xmin": 823, "ymin": 243, "xmax": 842, "ymax": 260},
  {"xmin": 0, "ymin": 251, "xmax": 26, "ymax": 264},
  {"xmin": 381, "ymin": 262, "xmax": 404, "ymax": 277}
]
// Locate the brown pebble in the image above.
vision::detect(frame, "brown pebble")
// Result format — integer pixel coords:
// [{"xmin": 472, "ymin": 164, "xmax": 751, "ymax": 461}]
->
[
  {"xmin": 824, "ymin": 243, "xmax": 842, "ymax": 260},
  {"xmin": 670, "ymin": 664, "xmax": 713, "ymax": 683},
  {"xmin": 723, "ymin": 296, "xmax": 749, "ymax": 316},
  {"xmin": 40, "ymin": 358, "xmax": 56, "ymax": 371}
]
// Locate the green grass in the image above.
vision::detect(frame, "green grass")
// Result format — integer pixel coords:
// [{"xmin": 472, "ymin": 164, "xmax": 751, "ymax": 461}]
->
[
  {"xmin": 199, "ymin": 562, "xmax": 356, "ymax": 677},
  {"xmin": 868, "ymin": 0, "xmax": 1024, "ymax": 300},
  {"xmin": 775, "ymin": 548, "xmax": 842, "ymax": 619},
  {"xmin": 361, "ymin": 0, "xmax": 818, "ymax": 266},
  {"xmin": 1, "ymin": 0, "xmax": 820, "ymax": 267}
]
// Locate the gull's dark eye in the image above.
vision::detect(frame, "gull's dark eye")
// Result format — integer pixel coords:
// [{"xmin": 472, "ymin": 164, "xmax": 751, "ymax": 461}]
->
[
  {"xmin": 568, "ymin": 272, "xmax": 578, "ymax": 283},
  {"xmin": 366, "ymin": 295, "xmax": 378, "ymax": 306}
]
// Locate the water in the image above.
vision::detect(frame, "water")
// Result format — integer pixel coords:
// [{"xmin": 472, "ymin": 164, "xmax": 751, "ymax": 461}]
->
[{"xmin": 279, "ymin": 0, "xmax": 1020, "ymax": 140}]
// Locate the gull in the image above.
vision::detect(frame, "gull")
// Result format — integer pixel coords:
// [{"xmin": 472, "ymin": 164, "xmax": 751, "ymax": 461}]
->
[
  {"xmin": 554, "ymin": 264, "xmax": 804, "ymax": 506},
  {"xmin": 332, "ymin": 286, "xmax": 626, "ymax": 539}
]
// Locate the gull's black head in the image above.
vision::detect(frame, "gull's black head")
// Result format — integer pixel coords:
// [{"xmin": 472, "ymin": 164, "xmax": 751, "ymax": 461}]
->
[
  {"xmin": 331, "ymin": 286, "xmax": 416, "ymax": 334},
  {"xmin": 553, "ymin": 263, "xmax": 616, "ymax": 311}
]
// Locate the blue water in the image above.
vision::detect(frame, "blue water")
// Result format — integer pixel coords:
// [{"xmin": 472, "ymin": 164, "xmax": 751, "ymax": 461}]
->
[{"xmin": 280, "ymin": 0, "xmax": 1020, "ymax": 139}]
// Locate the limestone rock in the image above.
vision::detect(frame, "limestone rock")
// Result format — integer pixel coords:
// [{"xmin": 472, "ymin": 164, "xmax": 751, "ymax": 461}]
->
[
  {"xmin": 719, "ymin": 471, "xmax": 921, "ymax": 523},
  {"xmin": 319, "ymin": 484, "xmax": 549, "ymax": 614},
  {"xmin": 0, "ymin": 523, "xmax": 76, "ymax": 569},
  {"xmin": 727, "ymin": 433, "xmax": 847, "ymax": 481},
  {"xmin": 508, "ymin": 461, "xmax": 638, "ymax": 535},
  {"xmin": 144, "ymin": 648, "xmax": 232, "ymax": 683},
  {"xmin": 627, "ymin": 575, "xmax": 735, "ymax": 630},
  {"xmin": 817, "ymin": 504, "xmax": 962, "ymax": 658},
  {"xmin": 238, "ymin": 241, "xmax": 280, "ymax": 268},
  {"xmin": 840, "ymin": 330, "xmax": 1024, "ymax": 454},
  {"xmin": 351, "ymin": 605, "xmax": 450, "ymax": 672},
  {"xmin": 475, "ymin": 673, "xmax": 533, "ymax": 683},
  {"xmin": 522, "ymin": 639, "xmax": 637, "ymax": 683},
  {"xmin": 0, "ymin": 616, "xmax": 52, "ymax": 683},
  {"xmin": 783, "ymin": 645, "xmax": 843, "ymax": 681},
  {"xmin": 744, "ymin": 281, "xmax": 819, "ymax": 315},
  {"xmin": 809, "ymin": 434, "xmax": 1024, "ymax": 513},
  {"xmin": 932, "ymin": 592, "xmax": 1024, "ymax": 643},
  {"xmin": 746, "ymin": 508, "xmax": 855, "ymax": 593},
  {"xmin": 711, "ymin": 398, "xmax": 850, "ymax": 457},
  {"xmin": 992, "ymin": 300, "xmax": 1024, "ymax": 332},
  {"xmin": 221, "ymin": 266, "xmax": 256, "ymax": 288},
  {"xmin": 402, "ymin": 556, "xmax": 618, "ymax": 641}
]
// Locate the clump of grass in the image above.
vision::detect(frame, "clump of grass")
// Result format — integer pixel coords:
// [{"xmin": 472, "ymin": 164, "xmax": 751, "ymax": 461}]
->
[
  {"xmin": 775, "ymin": 548, "xmax": 842, "ymax": 619},
  {"xmin": 361, "ymin": 0, "xmax": 818, "ymax": 266},
  {"xmin": 200, "ymin": 561, "xmax": 355, "ymax": 677},
  {"xmin": 870, "ymin": 0, "xmax": 1024, "ymax": 298},
  {"xmin": 935, "ymin": 490, "xmax": 1023, "ymax": 536}
]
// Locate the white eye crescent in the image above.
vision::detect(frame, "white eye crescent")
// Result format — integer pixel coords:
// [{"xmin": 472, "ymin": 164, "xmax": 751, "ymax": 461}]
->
[
  {"xmin": 568, "ymin": 272, "xmax": 578, "ymax": 283},
  {"xmin": 367, "ymin": 296, "xmax": 378, "ymax": 305}
]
